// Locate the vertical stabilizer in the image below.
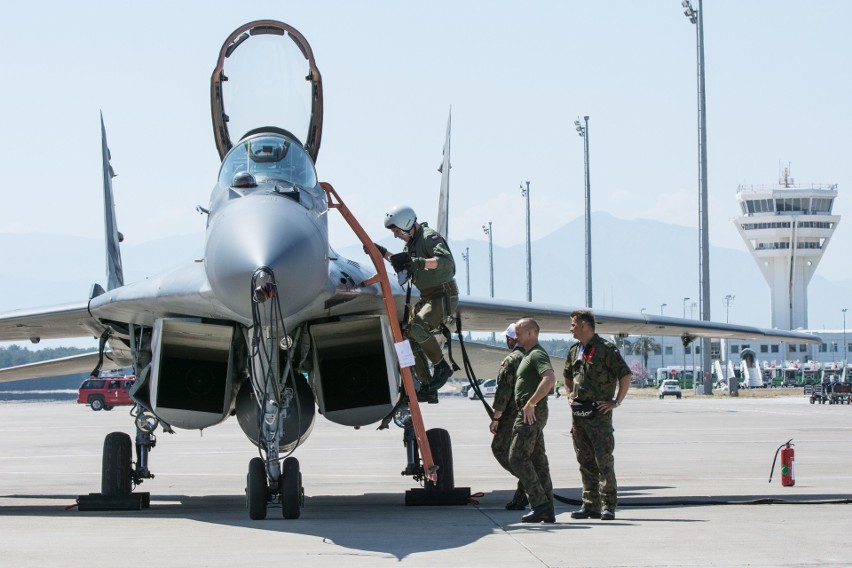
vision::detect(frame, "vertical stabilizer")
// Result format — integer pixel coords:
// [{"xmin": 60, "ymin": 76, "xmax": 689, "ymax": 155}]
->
[
  {"xmin": 101, "ymin": 112, "xmax": 124, "ymax": 290},
  {"xmin": 436, "ymin": 108, "xmax": 451, "ymax": 239}
]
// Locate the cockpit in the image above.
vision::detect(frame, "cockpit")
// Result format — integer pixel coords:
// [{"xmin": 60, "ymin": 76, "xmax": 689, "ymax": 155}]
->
[{"xmin": 218, "ymin": 133, "xmax": 318, "ymax": 189}]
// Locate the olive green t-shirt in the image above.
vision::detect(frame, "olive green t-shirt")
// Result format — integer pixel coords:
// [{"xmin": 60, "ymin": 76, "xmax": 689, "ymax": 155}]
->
[{"xmin": 515, "ymin": 344, "xmax": 553, "ymax": 407}]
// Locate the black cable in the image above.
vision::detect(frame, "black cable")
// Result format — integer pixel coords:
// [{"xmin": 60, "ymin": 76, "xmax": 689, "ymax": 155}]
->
[
  {"xmin": 552, "ymin": 493, "xmax": 852, "ymax": 507},
  {"xmin": 453, "ymin": 315, "xmax": 494, "ymax": 419},
  {"xmin": 248, "ymin": 268, "xmax": 305, "ymax": 465}
]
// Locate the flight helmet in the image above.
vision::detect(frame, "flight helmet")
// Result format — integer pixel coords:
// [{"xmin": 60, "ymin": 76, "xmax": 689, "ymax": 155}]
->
[{"xmin": 384, "ymin": 205, "xmax": 417, "ymax": 232}]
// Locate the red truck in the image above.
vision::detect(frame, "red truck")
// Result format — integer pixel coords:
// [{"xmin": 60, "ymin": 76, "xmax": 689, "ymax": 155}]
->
[{"xmin": 77, "ymin": 374, "xmax": 135, "ymax": 411}]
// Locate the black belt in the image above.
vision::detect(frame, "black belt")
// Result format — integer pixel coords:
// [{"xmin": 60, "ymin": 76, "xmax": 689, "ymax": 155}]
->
[{"xmin": 571, "ymin": 399, "xmax": 598, "ymax": 418}]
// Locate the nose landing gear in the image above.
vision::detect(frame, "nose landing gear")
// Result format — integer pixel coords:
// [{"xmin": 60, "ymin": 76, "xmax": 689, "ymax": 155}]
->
[{"xmin": 245, "ymin": 456, "xmax": 303, "ymax": 520}]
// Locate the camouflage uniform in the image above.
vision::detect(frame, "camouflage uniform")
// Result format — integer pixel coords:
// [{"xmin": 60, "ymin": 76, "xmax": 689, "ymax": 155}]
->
[
  {"xmin": 403, "ymin": 223, "xmax": 458, "ymax": 379},
  {"xmin": 563, "ymin": 334, "xmax": 631, "ymax": 512},
  {"xmin": 508, "ymin": 344, "xmax": 554, "ymax": 509},
  {"xmin": 491, "ymin": 346, "xmax": 525, "ymax": 485}
]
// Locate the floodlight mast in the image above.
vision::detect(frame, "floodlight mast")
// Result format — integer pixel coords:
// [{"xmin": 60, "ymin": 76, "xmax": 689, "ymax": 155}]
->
[{"xmin": 575, "ymin": 116, "xmax": 592, "ymax": 308}]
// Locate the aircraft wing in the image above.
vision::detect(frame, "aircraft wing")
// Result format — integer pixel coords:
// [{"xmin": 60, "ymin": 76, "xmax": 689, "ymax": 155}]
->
[
  {"xmin": 0, "ymin": 302, "xmax": 104, "ymax": 343},
  {"xmin": 457, "ymin": 296, "xmax": 821, "ymax": 344},
  {"xmin": 0, "ymin": 351, "xmax": 103, "ymax": 384}
]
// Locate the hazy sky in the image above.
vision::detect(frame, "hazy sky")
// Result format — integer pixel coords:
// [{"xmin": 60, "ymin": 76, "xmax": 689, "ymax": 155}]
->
[{"xmin": 2, "ymin": 1, "xmax": 851, "ymax": 282}]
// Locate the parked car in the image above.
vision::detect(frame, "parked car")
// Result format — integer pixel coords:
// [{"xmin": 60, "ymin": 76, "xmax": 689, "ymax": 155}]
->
[
  {"xmin": 468, "ymin": 378, "xmax": 497, "ymax": 399},
  {"xmin": 77, "ymin": 375, "xmax": 135, "ymax": 411},
  {"xmin": 459, "ymin": 379, "xmax": 483, "ymax": 398},
  {"xmin": 658, "ymin": 379, "xmax": 682, "ymax": 399}
]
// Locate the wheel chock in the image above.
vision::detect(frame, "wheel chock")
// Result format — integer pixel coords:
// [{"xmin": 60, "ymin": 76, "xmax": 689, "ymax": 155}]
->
[
  {"xmin": 405, "ymin": 487, "xmax": 471, "ymax": 506},
  {"xmin": 76, "ymin": 492, "xmax": 150, "ymax": 511}
]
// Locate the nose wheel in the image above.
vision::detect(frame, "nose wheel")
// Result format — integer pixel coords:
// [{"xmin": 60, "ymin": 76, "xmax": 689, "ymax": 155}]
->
[
  {"xmin": 281, "ymin": 457, "xmax": 302, "ymax": 519},
  {"xmin": 246, "ymin": 457, "xmax": 269, "ymax": 520},
  {"xmin": 245, "ymin": 456, "xmax": 303, "ymax": 520}
]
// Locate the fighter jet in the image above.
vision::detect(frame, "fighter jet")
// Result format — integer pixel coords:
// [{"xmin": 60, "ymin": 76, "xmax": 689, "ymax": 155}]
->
[{"xmin": 0, "ymin": 20, "xmax": 818, "ymax": 520}]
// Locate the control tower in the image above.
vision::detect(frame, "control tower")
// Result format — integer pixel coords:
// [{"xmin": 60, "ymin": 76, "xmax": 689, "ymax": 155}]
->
[{"xmin": 734, "ymin": 169, "xmax": 839, "ymax": 330}]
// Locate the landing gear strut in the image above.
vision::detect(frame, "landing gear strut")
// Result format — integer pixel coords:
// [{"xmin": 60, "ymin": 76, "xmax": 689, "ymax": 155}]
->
[{"xmin": 242, "ymin": 267, "xmax": 305, "ymax": 520}]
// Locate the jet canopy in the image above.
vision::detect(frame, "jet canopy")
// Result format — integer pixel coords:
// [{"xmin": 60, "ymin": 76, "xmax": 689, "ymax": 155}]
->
[
  {"xmin": 218, "ymin": 132, "xmax": 317, "ymax": 189},
  {"xmin": 211, "ymin": 20, "xmax": 323, "ymax": 163}
]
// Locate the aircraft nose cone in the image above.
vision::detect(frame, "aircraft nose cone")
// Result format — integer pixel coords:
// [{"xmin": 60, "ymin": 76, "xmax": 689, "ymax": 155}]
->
[{"xmin": 205, "ymin": 195, "xmax": 327, "ymax": 320}]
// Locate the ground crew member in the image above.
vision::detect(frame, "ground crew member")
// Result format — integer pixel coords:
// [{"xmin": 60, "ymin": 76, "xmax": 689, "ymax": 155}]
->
[
  {"xmin": 371, "ymin": 205, "xmax": 456, "ymax": 403},
  {"xmin": 489, "ymin": 323, "xmax": 527, "ymax": 510},
  {"xmin": 509, "ymin": 317, "xmax": 556, "ymax": 523},
  {"xmin": 563, "ymin": 309, "xmax": 632, "ymax": 521}
]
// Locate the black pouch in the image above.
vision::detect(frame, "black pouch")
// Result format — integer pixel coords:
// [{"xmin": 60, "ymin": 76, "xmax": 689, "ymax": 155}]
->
[{"xmin": 571, "ymin": 400, "xmax": 598, "ymax": 418}]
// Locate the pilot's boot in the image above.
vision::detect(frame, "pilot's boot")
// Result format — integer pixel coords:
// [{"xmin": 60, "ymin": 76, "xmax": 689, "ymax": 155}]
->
[
  {"xmin": 431, "ymin": 360, "xmax": 453, "ymax": 391},
  {"xmin": 417, "ymin": 336, "xmax": 450, "ymax": 403}
]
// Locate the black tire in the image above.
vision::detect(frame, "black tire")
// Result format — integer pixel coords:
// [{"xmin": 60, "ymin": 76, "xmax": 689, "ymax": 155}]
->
[
  {"xmin": 104, "ymin": 405, "xmax": 114, "ymax": 411},
  {"xmin": 102, "ymin": 432, "xmax": 132, "ymax": 496},
  {"xmin": 281, "ymin": 457, "xmax": 302, "ymax": 519},
  {"xmin": 424, "ymin": 428, "xmax": 454, "ymax": 492},
  {"xmin": 90, "ymin": 396, "xmax": 104, "ymax": 411},
  {"xmin": 676, "ymin": 394, "xmax": 681, "ymax": 399},
  {"xmin": 246, "ymin": 457, "xmax": 268, "ymax": 520}
]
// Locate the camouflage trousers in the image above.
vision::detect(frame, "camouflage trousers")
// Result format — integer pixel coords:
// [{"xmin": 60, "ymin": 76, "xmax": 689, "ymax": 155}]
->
[
  {"xmin": 407, "ymin": 293, "xmax": 458, "ymax": 367},
  {"xmin": 508, "ymin": 407, "xmax": 553, "ymax": 508},
  {"xmin": 491, "ymin": 408, "xmax": 525, "ymax": 490},
  {"xmin": 571, "ymin": 412, "xmax": 617, "ymax": 511}
]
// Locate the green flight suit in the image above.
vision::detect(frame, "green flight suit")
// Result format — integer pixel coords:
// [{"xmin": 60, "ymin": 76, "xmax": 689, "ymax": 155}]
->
[{"xmin": 402, "ymin": 223, "xmax": 458, "ymax": 369}]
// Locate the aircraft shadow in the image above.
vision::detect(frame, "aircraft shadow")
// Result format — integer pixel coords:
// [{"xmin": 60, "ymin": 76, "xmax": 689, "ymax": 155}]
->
[{"xmin": 1, "ymin": 489, "xmax": 849, "ymax": 559}]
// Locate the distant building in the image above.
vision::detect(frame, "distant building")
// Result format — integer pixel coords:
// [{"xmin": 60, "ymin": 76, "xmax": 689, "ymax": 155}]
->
[
  {"xmin": 632, "ymin": 330, "xmax": 850, "ymax": 382},
  {"xmin": 733, "ymin": 168, "xmax": 839, "ymax": 330}
]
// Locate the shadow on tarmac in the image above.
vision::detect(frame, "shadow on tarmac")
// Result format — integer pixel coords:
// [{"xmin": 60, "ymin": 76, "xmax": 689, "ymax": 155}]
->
[{"xmin": 2, "ymin": 485, "xmax": 850, "ymax": 561}]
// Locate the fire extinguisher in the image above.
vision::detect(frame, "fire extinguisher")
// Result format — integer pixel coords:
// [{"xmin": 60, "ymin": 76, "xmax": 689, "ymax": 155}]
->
[{"xmin": 768, "ymin": 438, "xmax": 795, "ymax": 486}]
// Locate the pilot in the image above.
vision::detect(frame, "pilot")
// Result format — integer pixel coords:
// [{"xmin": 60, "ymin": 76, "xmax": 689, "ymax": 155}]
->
[{"xmin": 371, "ymin": 205, "xmax": 457, "ymax": 403}]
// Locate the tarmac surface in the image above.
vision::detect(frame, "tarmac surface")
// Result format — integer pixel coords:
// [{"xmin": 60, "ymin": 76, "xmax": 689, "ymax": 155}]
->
[{"xmin": 1, "ymin": 394, "xmax": 850, "ymax": 567}]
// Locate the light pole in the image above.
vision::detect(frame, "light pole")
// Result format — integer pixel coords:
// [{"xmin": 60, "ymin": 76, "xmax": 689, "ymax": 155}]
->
[
  {"xmin": 575, "ymin": 115, "xmax": 592, "ymax": 307},
  {"xmin": 843, "ymin": 308, "xmax": 848, "ymax": 371},
  {"xmin": 660, "ymin": 303, "xmax": 667, "ymax": 372},
  {"xmin": 724, "ymin": 294, "xmax": 735, "ymax": 323},
  {"xmin": 482, "ymin": 222, "xmax": 493, "ymax": 298},
  {"xmin": 682, "ymin": 297, "xmax": 690, "ymax": 384},
  {"xmin": 520, "ymin": 181, "xmax": 532, "ymax": 301},
  {"xmin": 461, "ymin": 247, "xmax": 470, "ymax": 295},
  {"xmin": 690, "ymin": 302, "xmax": 697, "ymax": 373},
  {"xmin": 682, "ymin": 0, "xmax": 712, "ymax": 390},
  {"xmin": 722, "ymin": 294, "xmax": 735, "ymax": 385}
]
